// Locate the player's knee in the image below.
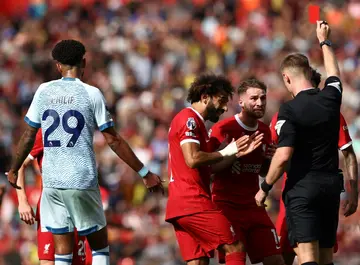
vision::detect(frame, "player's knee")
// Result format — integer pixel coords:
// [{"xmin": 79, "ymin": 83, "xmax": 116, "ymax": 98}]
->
[
  {"xmin": 86, "ymin": 226, "xmax": 108, "ymax": 251},
  {"xmin": 187, "ymin": 257, "xmax": 209, "ymax": 265},
  {"xmin": 263, "ymin": 254, "xmax": 286, "ymax": 265},
  {"xmin": 221, "ymin": 240, "xmax": 245, "ymax": 254}
]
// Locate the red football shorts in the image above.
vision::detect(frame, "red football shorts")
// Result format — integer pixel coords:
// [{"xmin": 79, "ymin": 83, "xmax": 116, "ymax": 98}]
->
[
  {"xmin": 37, "ymin": 221, "xmax": 88, "ymax": 263},
  {"xmin": 276, "ymin": 198, "xmax": 338, "ymax": 253},
  {"xmin": 171, "ymin": 209, "xmax": 236, "ymax": 262},
  {"xmin": 216, "ymin": 202, "xmax": 281, "ymax": 264}
]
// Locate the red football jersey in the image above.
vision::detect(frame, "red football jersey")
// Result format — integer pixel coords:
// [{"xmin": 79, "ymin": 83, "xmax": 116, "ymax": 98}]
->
[
  {"xmin": 166, "ymin": 108, "xmax": 216, "ymax": 221},
  {"xmin": 208, "ymin": 115, "xmax": 272, "ymax": 206},
  {"xmin": 270, "ymin": 112, "xmax": 352, "ymax": 190},
  {"xmin": 29, "ymin": 129, "xmax": 43, "ymax": 170}
]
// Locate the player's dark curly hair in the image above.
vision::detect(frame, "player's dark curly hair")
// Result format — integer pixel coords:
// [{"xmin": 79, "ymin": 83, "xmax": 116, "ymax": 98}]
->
[
  {"xmin": 52, "ymin": 40, "xmax": 86, "ymax": 66},
  {"xmin": 186, "ymin": 74, "xmax": 234, "ymax": 104},
  {"xmin": 310, "ymin": 67, "xmax": 322, "ymax": 88},
  {"xmin": 237, "ymin": 77, "xmax": 267, "ymax": 94}
]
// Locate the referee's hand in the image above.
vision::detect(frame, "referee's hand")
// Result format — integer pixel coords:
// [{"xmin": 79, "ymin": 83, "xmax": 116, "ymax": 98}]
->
[{"xmin": 316, "ymin": 20, "xmax": 331, "ymax": 43}]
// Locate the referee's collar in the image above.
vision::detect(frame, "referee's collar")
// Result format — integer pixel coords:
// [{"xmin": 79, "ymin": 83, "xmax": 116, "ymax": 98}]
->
[{"xmin": 299, "ymin": 87, "xmax": 317, "ymax": 95}]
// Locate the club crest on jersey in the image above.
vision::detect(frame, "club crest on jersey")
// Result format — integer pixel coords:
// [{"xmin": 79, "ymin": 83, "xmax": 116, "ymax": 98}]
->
[{"xmin": 186, "ymin": 117, "xmax": 196, "ymax": 130}]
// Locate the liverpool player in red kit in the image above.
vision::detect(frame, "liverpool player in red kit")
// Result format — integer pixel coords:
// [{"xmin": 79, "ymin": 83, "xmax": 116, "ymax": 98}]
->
[
  {"xmin": 166, "ymin": 74, "xmax": 263, "ymax": 265},
  {"xmin": 270, "ymin": 68, "xmax": 358, "ymax": 265},
  {"xmin": 14, "ymin": 129, "xmax": 92, "ymax": 265},
  {"xmin": 208, "ymin": 78, "xmax": 285, "ymax": 265}
]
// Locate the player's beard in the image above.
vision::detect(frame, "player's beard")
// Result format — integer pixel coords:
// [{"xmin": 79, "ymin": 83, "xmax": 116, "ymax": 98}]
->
[
  {"xmin": 242, "ymin": 104, "xmax": 265, "ymax": 119},
  {"xmin": 207, "ymin": 101, "xmax": 224, "ymax": 123}
]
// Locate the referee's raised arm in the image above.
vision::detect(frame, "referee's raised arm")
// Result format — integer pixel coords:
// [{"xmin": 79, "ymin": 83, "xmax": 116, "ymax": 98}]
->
[{"xmin": 317, "ymin": 20, "xmax": 340, "ymax": 79}]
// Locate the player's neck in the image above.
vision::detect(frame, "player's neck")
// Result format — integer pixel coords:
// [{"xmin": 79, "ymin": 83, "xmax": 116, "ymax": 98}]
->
[
  {"xmin": 190, "ymin": 103, "xmax": 207, "ymax": 120},
  {"xmin": 61, "ymin": 69, "xmax": 82, "ymax": 80},
  {"xmin": 237, "ymin": 112, "xmax": 257, "ymax": 128}
]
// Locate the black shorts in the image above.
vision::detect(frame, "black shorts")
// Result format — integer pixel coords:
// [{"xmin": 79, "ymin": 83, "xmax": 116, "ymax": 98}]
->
[{"xmin": 283, "ymin": 173, "xmax": 342, "ymax": 248}]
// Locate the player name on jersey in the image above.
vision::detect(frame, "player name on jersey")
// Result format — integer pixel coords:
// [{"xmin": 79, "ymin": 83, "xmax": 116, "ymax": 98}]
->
[{"xmin": 50, "ymin": 96, "xmax": 75, "ymax": 104}]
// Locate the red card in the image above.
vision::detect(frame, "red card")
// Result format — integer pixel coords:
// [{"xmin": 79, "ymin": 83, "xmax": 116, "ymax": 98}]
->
[{"xmin": 308, "ymin": 5, "xmax": 320, "ymax": 24}]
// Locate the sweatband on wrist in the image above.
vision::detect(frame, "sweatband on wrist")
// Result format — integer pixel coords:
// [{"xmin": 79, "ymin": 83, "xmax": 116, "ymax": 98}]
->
[
  {"xmin": 261, "ymin": 180, "xmax": 273, "ymax": 193},
  {"xmin": 138, "ymin": 166, "xmax": 149, "ymax": 178}
]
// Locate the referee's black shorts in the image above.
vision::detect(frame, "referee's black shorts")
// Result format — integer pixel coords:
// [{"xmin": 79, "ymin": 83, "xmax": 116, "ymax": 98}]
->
[{"xmin": 283, "ymin": 172, "xmax": 342, "ymax": 248}]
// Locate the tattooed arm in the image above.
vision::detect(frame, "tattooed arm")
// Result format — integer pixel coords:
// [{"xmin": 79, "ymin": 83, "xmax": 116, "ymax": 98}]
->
[{"xmin": 7, "ymin": 125, "xmax": 38, "ymax": 189}]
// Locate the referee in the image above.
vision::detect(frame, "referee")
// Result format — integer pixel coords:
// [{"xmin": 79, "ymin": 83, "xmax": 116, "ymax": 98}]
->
[{"xmin": 255, "ymin": 21, "xmax": 346, "ymax": 265}]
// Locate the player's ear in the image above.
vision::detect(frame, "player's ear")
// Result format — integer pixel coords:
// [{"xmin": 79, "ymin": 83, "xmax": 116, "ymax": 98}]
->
[
  {"xmin": 55, "ymin": 63, "xmax": 62, "ymax": 74},
  {"xmin": 201, "ymin": 94, "xmax": 209, "ymax": 105},
  {"xmin": 282, "ymin": 73, "xmax": 290, "ymax": 84}
]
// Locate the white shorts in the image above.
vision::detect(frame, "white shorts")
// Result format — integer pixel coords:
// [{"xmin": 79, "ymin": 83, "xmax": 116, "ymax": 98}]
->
[{"xmin": 40, "ymin": 187, "xmax": 107, "ymax": 236}]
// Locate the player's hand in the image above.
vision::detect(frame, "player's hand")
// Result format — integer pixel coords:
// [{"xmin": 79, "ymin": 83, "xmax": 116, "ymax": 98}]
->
[
  {"xmin": 142, "ymin": 172, "xmax": 165, "ymax": 195},
  {"xmin": 18, "ymin": 201, "xmax": 36, "ymax": 225},
  {"xmin": 316, "ymin": 20, "xmax": 331, "ymax": 43},
  {"xmin": 343, "ymin": 190, "xmax": 358, "ymax": 217},
  {"xmin": 265, "ymin": 143, "xmax": 276, "ymax": 159},
  {"xmin": 6, "ymin": 170, "xmax": 22, "ymax": 190},
  {"xmin": 236, "ymin": 132, "xmax": 264, "ymax": 158},
  {"xmin": 255, "ymin": 189, "xmax": 268, "ymax": 207}
]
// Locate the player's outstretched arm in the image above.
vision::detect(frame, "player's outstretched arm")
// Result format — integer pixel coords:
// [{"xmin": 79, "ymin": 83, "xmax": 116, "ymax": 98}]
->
[
  {"xmin": 182, "ymin": 135, "xmax": 250, "ymax": 169},
  {"xmin": 317, "ymin": 21, "xmax": 340, "ymax": 78},
  {"xmin": 101, "ymin": 127, "xmax": 164, "ymax": 193},
  {"xmin": 341, "ymin": 145, "xmax": 358, "ymax": 217},
  {"xmin": 7, "ymin": 125, "xmax": 38, "ymax": 189},
  {"xmin": 16, "ymin": 157, "xmax": 36, "ymax": 225}
]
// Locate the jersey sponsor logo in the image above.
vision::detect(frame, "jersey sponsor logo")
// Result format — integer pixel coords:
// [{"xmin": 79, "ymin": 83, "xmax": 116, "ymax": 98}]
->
[
  {"xmin": 231, "ymin": 161, "xmax": 262, "ymax": 174},
  {"xmin": 275, "ymin": 120, "xmax": 286, "ymax": 135},
  {"xmin": 44, "ymin": 243, "xmax": 51, "ymax": 254},
  {"xmin": 186, "ymin": 117, "xmax": 196, "ymax": 130}
]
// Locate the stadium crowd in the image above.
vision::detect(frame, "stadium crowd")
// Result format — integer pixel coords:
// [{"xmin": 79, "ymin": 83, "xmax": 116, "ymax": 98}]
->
[{"xmin": 0, "ymin": 0, "xmax": 360, "ymax": 264}]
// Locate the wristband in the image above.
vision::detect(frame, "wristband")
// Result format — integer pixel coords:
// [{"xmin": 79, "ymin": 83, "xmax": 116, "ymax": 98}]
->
[
  {"xmin": 261, "ymin": 180, "xmax": 273, "ymax": 193},
  {"xmin": 138, "ymin": 166, "xmax": 149, "ymax": 178},
  {"xmin": 218, "ymin": 141, "xmax": 238, "ymax": 157}
]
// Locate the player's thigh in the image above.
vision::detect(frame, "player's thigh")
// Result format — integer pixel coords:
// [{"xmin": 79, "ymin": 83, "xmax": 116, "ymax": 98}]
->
[
  {"xmin": 172, "ymin": 221, "xmax": 211, "ymax": 262},
  {"xmin": 61, "ymin": 189, "xmax": 107, "ymax": 237},
  {"xmin": 37, "ymin": 225, "xmax": 55, "ymax": 262},
  {"xmin": 72, "ymin": 230, "xmax": 87, "ymax": 265},
  {"xmin": 176, "ymin": 210, "xmax": 236, "ymax": 253},
  {"xmin": 247, "ymin": 215, "xmax": 282, "ymax": 264},
  {"xmin": 275, "ymin": 213, "xmax": 294, "ymax": 255},
  {"xmin": 40, "ymin": 188, "xmax": 73, "ymax": 233}
]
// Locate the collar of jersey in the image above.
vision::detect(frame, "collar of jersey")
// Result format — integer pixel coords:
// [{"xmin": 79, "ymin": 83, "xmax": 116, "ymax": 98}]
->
[
  {"xmin": 235, "ymin": 114, "xmax": 258, "ymax": 131},
  {"xmin": 187, "ymin": 107, "xmax": 205, "ymax": 123},
  {"xmin": 61, "ymin": 77, "xmax": 79, "ymax": 81}
]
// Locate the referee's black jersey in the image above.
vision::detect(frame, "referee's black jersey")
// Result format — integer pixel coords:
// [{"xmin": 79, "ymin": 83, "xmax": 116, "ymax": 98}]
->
[{"xmin": 276, "ymin": 76, "xmax": 343, "ymax": 181}]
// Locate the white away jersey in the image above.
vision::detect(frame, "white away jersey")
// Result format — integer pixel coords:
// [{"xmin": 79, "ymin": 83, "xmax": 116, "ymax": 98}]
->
[{"xmin": 25, "ymin": 77, "xmax": 114, "ymax": 189}]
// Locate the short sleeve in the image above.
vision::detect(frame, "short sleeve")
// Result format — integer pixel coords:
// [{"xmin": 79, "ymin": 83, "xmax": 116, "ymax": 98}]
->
[
  {"xmin": 25, "ymin": 86, "xmax": 42, "ymax": 128},
  {"xmin": 208, "ymin": 123, "xmax": 226, "ymax": 151},
  {"xmin": 29, "ymin": 129, "xmax": 43, "ymax": 160},
  {"xmin": 269, "ymin": 113, "xmax": 279, "ymax": 144},
  {"xmin": 91, "ymin": 88, "xmax": 114, "ymax": 131},
  {"xmin": 178, "ymin": 116, "xmax": 202, "ymax": 146},
  {"xmin": 277, "ymin": 104, "xmax": 296, "ymax": 148},
  {"xmin": 338, "ymin": 113, "xmax": 352, "ymax": 150},
  {"xmin": 322, "ymin": 76, "xmax": 342, "ymax": 98}
]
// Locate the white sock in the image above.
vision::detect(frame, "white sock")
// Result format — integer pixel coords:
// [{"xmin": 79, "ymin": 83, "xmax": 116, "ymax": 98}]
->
[
  {"xmin": 92, "ymin": 246, "xmax": 110, "ymax": 265},
  {"xmin": 55, "ymin": 253, "xmax": 73, "ymax": 265}
]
